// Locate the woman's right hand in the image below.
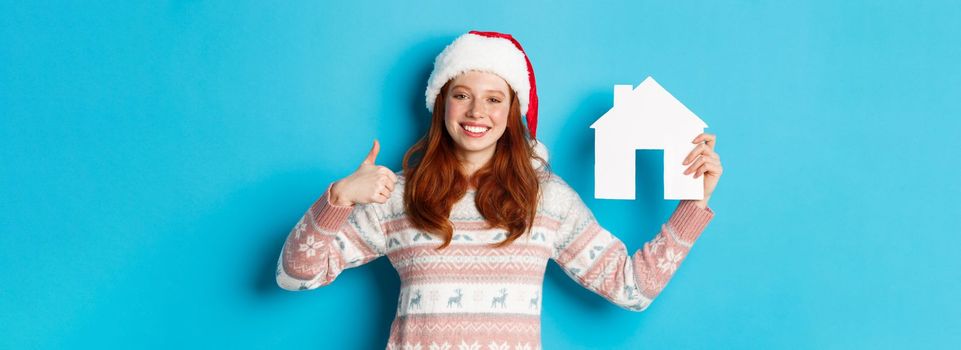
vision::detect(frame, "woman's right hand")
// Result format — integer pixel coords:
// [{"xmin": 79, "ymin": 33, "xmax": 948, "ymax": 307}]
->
[{"xmin": 329, "ymin": 140, "xmax": 398, "ymax": 206}]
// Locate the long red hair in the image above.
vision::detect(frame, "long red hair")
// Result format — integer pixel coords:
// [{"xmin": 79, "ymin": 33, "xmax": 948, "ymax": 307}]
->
[{"xmin": 402, "ymin": 80, "xmax": 548, "ymax": 249}]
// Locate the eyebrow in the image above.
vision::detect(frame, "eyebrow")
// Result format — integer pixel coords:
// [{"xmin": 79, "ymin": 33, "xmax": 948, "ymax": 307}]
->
[{"xmin": 450, "ymin": 84, "xmax": 507, "ymax": 97}]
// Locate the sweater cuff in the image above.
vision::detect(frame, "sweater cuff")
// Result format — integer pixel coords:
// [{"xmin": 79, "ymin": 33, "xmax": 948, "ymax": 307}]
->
[
  {"xmin": 668, "ymin": 200, "xmax": 715, "ymax": 243},
  {"xmin": 309, "ymin": 183, "xmax": 355, "ymax": 232}
]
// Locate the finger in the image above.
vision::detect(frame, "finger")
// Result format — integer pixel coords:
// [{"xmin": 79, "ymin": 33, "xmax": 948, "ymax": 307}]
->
[
  {"xmin": 696, "ymin": 159, "xmax": 723, "ymax": 178},
  {"xmin": 382, "ymin": 177, "xmax": 395, "ymax": 192},
  {"xmin": 689, "ymin": 156, "xmax": 720, "ymax": 176},
  {"xmin": 363, "ymin": 139, "xmax": 380, "ymax": 165},
  {"xmin": 684, "ymin": 156, "xmax": 706, "ymax": 175},
  {"xmin": 695, "ymin": 162, "xmax": 722, "ymax": 179},
  {"xmin": 692, "ymin": 133, "xmax": 717, "ymax": 149},
  {"xmin": 374, "ymin": 192, "xmax": 389, "ymax": 204},
  {"xmin": 691, "ymin": 133, "xmax": 705, "ymax": 143},
  {"xmin": 682, "ymin": 143, "xmax": 707, "ymax": 165},
  {"xmin": 378, "ymin": 166, "xmax": 398, "ymax": 183},
  {"xmin": 704, "ymin": 134, "xmax": 717, "ymax": 149},
  {"xmin": 703, "ymin": 148, "xmax": 721, "ymax": 162}
]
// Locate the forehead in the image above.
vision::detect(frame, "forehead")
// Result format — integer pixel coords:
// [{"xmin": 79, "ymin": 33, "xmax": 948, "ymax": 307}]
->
[{"xmin": 449, "ymin": 70, "xmax": 511, "ymax": 94}]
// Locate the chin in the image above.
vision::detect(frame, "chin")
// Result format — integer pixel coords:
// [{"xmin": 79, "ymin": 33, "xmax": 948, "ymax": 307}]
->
[
  {"xmin": 458, "ymin": 143, "xmax": 493, "ymax": 152},
  {"xmin": 452, "ymin": 139, "xmax": 493, "ymax": 151}
]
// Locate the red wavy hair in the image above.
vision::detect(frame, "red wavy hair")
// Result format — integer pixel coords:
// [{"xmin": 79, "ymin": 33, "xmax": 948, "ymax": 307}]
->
[{"xmin": 402, "ymin": 80, "xmax": 548, "ymax": 249}]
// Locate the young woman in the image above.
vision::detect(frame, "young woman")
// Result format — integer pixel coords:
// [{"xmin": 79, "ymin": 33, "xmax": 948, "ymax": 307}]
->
[{"xmin": 276, "ymin": 31, "xmax": 723, "ymax": 350}]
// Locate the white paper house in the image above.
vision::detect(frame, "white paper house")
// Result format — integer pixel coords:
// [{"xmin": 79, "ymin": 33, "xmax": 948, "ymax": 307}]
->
[{"xmin": 590, "ymin": 76, "xmax": 708, "ymax": 200}]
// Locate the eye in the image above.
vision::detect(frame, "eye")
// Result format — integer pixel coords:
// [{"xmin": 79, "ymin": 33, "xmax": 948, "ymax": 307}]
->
[
  {"xmin": 487, "ymin": 97, "xmax": 502, "ymax": 103},
  {"xmin": 453, "ymin": 93, "xmax": 469, "ymax": 100}
]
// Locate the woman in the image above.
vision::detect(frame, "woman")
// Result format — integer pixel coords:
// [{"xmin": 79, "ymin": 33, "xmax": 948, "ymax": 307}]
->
[{"xmin": 276, "ymin": 31, "xmax": 722, "ymax": 349}]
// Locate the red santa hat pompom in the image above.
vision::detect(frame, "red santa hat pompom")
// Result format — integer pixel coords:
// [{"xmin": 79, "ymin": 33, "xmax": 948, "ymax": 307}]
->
[{"xmin": 425, "ymin": 30, "xmax": 548, "ymax": 168}]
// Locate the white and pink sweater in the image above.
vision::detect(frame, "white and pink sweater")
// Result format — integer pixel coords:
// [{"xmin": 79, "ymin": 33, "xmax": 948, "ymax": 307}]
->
[{"xmin": 276, "ymin": 172, "xmax": 714, "ymax": 350}]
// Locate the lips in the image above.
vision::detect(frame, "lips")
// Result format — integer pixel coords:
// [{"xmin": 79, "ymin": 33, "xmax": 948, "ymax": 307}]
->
[{"xmin": 460, "ymin": 123, "xmax": 491, "ymax": 137}]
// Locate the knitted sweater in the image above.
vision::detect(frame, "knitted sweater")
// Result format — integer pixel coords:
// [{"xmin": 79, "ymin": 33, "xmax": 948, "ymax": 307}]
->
[{"xmin": 276, "ymin": 172, "xmax": 714, "ymax": 350}]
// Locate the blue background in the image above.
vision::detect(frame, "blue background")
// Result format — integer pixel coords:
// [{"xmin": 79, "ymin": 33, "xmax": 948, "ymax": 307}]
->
[{"xmin": 3, "ymin": 1, "xmax": 959, "ymax": 349}]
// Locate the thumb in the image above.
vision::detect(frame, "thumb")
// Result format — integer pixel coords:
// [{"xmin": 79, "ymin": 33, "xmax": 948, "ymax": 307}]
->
[{"xmin": 362, "ymin": 139, "xmax": 380, "ymax": 165}]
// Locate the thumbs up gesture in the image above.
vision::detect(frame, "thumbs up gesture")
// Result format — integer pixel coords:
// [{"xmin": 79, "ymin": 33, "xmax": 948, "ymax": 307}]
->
[{"xmin": 329, "ymin": 140, "xmax": 398, "ymax": 206}]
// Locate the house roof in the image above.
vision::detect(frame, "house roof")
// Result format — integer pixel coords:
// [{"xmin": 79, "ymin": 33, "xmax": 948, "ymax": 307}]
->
[{"xmin": 590, "ymin": 76, "xmax": 707, "ymax": 130}]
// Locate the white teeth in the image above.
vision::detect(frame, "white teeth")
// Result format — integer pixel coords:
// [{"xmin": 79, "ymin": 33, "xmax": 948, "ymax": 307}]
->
[{"xmin": 463, "ymin": 125, "xmax": 489, "ymax": 133}]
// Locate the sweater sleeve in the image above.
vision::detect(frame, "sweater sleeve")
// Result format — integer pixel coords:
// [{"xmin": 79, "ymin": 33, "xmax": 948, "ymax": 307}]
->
[
  {"xmin": 551, "ymin": 187, "xmax": 714, "ymax": 311},
  {"xmin": 275, "ymin": 182, "xmax": 388, "ymax": 291}
]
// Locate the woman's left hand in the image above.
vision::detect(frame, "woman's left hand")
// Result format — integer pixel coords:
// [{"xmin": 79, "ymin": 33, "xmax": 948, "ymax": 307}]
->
[{"xmin": 682, "ymin": 133, "xmax": 723, "ymax": 206}]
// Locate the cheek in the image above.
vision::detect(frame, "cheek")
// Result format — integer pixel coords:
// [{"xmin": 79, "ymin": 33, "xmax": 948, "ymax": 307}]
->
[
  {"xmin": 444, "ymin": 118, "xmax": 459, "ymax": 137},
  {"xmin": 444, "ymin": 102, "xmax": 464, "ymax": 122},
  {"xmin": 443, "ymin": 106, "xmax": 459, "ymax": 130},
  {"xmin": 492, "ymin": 108, "xmax": 510, "ymax": 131}
]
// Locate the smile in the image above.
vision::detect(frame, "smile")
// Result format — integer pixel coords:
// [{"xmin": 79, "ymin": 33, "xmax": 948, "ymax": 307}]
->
[{"xmin": 460, "ymin": 124, "xmax": 491, "ymax": 137}]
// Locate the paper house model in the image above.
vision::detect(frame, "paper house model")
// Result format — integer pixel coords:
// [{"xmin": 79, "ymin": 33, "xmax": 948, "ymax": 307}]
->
[{"xmin": 590, "ymin": 76, "xmax": 708, "ymax": 200}]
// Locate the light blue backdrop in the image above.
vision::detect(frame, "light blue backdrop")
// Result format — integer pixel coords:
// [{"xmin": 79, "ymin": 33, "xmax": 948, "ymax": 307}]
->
[{"xmin": 2, "ymin": 1, "xmax": 959, "ymax": 349}]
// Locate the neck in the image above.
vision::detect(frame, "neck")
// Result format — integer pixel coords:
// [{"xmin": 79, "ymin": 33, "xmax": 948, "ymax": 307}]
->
[{"xmin": 456, "ymin": 147, "xmax": 495, "ymax": 178}]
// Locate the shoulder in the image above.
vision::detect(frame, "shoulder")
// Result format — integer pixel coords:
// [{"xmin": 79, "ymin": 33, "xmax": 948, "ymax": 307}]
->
[
  {"xmin": 537, "ymin": 170, "xmax": 583, "ymax": 213},
  {"xmin": 538, "ymin": 170, "xmax": 578, "ymax": 197}
]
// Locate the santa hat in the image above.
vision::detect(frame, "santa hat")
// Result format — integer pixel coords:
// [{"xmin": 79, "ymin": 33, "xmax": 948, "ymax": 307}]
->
[{"xmin": 425, "ymin": 30, "xmax": 548, "ymax": 167}]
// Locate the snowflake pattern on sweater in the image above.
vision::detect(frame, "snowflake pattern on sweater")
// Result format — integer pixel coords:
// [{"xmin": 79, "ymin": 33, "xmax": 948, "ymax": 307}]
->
[{"xmin": 276, "ymin": 172, "xmax": 714, "ymax": 349}]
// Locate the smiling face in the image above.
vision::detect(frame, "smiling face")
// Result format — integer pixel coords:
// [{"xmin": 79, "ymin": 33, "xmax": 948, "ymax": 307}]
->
[{"xmin": 443, "ymin": 70, "xmax": 513, "ymax": 166}]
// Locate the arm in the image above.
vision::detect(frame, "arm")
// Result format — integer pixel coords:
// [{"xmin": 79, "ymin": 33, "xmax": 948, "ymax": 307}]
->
[
  {"xmin": 275, "ymin": 182, "xmax": 388, "ymax": 291},
  {"xmin": 552, "ymin": 189, "xmax": 714, "ymax": 311}
]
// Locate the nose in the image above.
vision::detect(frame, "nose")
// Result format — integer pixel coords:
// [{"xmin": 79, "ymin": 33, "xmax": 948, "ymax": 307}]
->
[{"xmin": 468, "ymin": 100, "xmax": 486, "ymax": 119}]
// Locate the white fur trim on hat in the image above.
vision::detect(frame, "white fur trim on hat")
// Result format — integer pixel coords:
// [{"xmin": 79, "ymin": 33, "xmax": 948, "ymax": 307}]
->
[{"xmin": 425, "ymin": 33, "xmax": 531, "ymax": 116}]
